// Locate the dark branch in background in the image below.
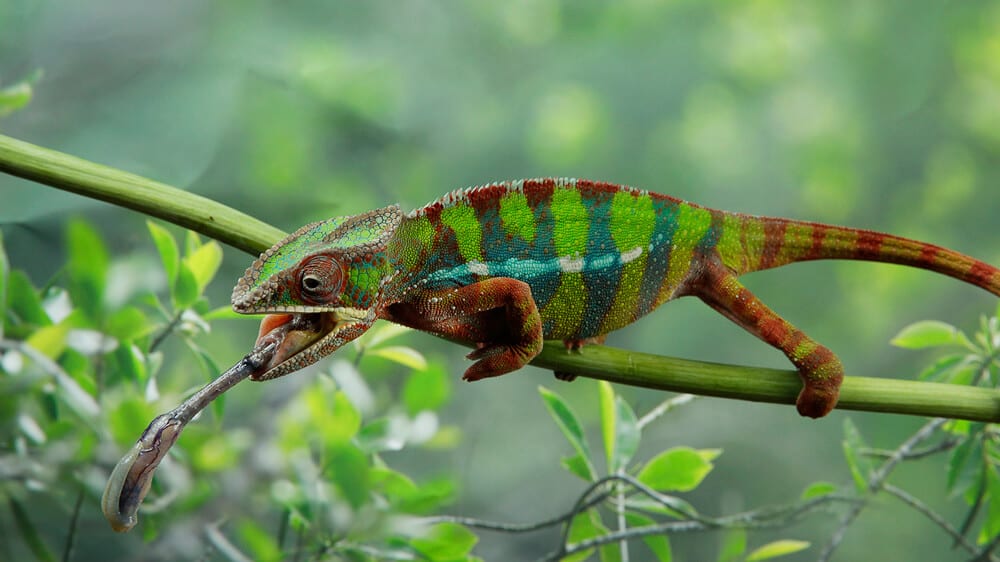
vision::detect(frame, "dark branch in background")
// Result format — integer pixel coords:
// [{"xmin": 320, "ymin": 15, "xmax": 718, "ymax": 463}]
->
[{"xmin": 2, "ymin": 132, "xmax": 1000, "ymax": 422}]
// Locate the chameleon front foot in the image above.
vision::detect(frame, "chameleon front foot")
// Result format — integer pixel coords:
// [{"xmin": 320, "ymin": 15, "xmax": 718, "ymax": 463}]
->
[{"xmin": 462, "ymin": 339, "xmax": 542, "ymax": 381}]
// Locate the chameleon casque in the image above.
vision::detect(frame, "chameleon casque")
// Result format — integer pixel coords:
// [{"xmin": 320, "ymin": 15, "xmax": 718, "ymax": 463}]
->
[{"xmin": 231, "ymin": 178, "xmax": 1000, "ymax": 419}]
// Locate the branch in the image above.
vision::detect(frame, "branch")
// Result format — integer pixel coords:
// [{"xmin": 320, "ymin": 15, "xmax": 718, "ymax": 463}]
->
[{"xmin": 2, "ymin": 133, "xmax": 999, "ymax": 422}]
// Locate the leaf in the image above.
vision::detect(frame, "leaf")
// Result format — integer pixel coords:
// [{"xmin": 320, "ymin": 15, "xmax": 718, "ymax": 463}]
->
[
  {"xmin": 8, "ymin": 270, "xmax": 50, "ymax": 327},
  {"xmin": 891, "ymin": 320, "xmax": 962, "ymax": 349},
  {"xmin": 403, "ymin": 364, "xmax": 451, "ymax": 415},
  {"xmin": 800, "ymin": 481, "xmax": 838, "ymax": 500},
  {"xmin": 717, "ymin": 528, "xmax": 746, "ymax": 562},
  {"xmin": 947, "ymin": 427, "xmax": 984, "ymax": 496},
  {"xmin": 409, "ymin": 522, "xmax": 478, "ymax": 561},
  {"xmin": 324, "ymin": 443, "xmax": 370, "ymax": 509},
  {"xmin": 745, "ymin": 540, "xmax": 810, "ymax": 561},
  {"xmin": 146, "ymin": 221, "xmax": 180, "ymax": 286},
  {"xmin": 0, "ymin": 71, "xmax": 38, "ymax": 118},
  {"xmin": 66, "ymin": 219, "xmax": 109, "ymax": 318},
  {"xmin": 172, "ymin": 262, "xmax": 200, "ymax": 309},
  {"xmin": 637, "ymin": 447, "xmax": 720, "ymax": 492},
  {"xmin": 611, "ymin": 396, "xmax": 640, "ymax": 472},
  {"xmin": 25, "ymin": 323, "xmax": 70, "ymax": 360},
  {"xmin": 183, "ymin": 240, "xmax": 223, "ymax": 292},
  {"xmin": 539, "ymin": 386, "xmax": 596, "ymax": 479},
  {"xmin": 312, "ymin": 389, "xmax": 361, "ymax": 448},
  {"xmin": 625, "ymin": 513, "xmax": 672, "ymax": 561},
  {"xmin": 599, "ymin": 380, "xmax": 616, "ymax": 472},
  {"xmin": 841, "ymin": 418, "xmax": 872, "ymax": 494},
  {"xmin": 237, "ymin": 518, "xmax": 283, "ymax": 562},
  {"xmin": 563, "ymin": 511, "xmax": 603, "ymax": 562},
  {"xmin": 371, "ymin": 345, "xmax": 427, "ymax": 370},
  {"xmin": 0, "ymin": 229, "xmax": 8, "ymax": 339},
  {"xmin": 8, "ymin": 497, "xmax": 57, "ymax": 562},
  {"xmin": 105, "ymin": 306, "xmax": 150, "ymax": 342},
  {"xmin": 561, "ymin": 454, "xmax": 596, "ymax": 481},
  {"xmin": 358, "ymin": 322, "xmax": 412, "ymax": 349}
]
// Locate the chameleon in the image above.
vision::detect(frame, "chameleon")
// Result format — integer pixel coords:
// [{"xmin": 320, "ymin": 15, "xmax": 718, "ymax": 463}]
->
[{"xmin": 230, "ymin": 178, "xmax": 1000, "ymax": 419}]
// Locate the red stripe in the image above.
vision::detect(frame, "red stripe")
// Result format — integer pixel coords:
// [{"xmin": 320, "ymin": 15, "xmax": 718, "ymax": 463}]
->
[{"xmin": 759, "ymin": 221, "xmax": 788, "ymax": 270}]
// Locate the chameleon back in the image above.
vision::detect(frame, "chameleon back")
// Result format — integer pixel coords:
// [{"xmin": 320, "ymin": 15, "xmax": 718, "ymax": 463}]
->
[{"xmin": 389, "ymin": 178, "xmax": 704, "ymax": 340}]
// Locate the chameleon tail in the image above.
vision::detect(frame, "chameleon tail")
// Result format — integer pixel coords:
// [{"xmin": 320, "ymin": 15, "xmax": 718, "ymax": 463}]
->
[{"xmin": 721, "ymin": 214, "xmax": 1000, "ymax": 297}]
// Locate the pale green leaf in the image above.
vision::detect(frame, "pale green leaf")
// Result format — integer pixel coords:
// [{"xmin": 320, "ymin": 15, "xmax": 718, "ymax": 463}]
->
[
  {"xmin": 237, "ymin": 519, "xmax": 283, "ymax": 562},
  {"xmin": 539, "ymin": 386, "xmax": 595, "ymax": 478},
  {"xmin": 66, "ymin": 219, "xmax": 108, "ymax": 317},
  {"xmin": 625, "ymin": 513, "xmax": 672, "ymax": 561},
  {"xmin": 0, "ymin": 229, "xmax": 8, "ymax": 339},
  {"xmin": 746, "ymin": 540, "xmax": 810, "ymax": 561},
  {"xmin": 359, "ymin": 322, "xmax": 412, "ymax": 349},
  {"xmin": 371, "ymin": 345, "xmax": 427, "ymax": 370},
  {"xmin": 0, "ymin": 78, "xmax": 34, "ymax": 118},
  {"xmin": 717, "ymin": 528, "xmax": 746, "ymax": 562},
  {"xmin": 324, "ymin": 443, "xmax": 370, "ymax": 509},
  {"xmin": 612, "ymin": 396, "xmax": 640, "ymax": 472},
  {"xmin": 403, "ymin": 364, "xmax": 450, "ymax": 415},
  {"xmin": 637, "ymin": 447, "xmax": 719, "ymax": 492},
  {"xmin": 561, "ymin": 454, "xmax": 596, "ymax": 481},
  {"xmin": 800, "ymin": 481, "xmax": 838, "ymax": 500},
  {"xmin": 599, "ymin": 380, "xmax": 616, "ymax": 472},
  {"xmin": 183, "ymin": 240, "xmax": 223, "ymax": 292},
  {"xmin": 146, "ymin": 220, "xmax": 180, "ymax": 285},
  {"xmin": 410, "ymin": 522, "xmax": 478, "ymax": 560},
  {"xmin": 891, "ymin": 320, "xmax": 962, "ymax": 349},
  {"xmin": 172, "ymin": 262, "xmax": 200, "ymax": 309},
  {"xmin": 842, "ymin": 418, "xmax": 872, "ymax": 493}
]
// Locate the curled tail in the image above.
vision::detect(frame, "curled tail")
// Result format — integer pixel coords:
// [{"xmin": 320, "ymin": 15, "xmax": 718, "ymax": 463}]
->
[{"xmin": 718, "ymin": 213, "xmax": 1000, "ymax": 297}]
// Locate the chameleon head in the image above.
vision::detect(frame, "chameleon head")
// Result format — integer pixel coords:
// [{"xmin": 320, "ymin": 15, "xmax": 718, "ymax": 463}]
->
[{"xmin": 231, "ymin": 205, "xmax": 403, "ymax": 380}]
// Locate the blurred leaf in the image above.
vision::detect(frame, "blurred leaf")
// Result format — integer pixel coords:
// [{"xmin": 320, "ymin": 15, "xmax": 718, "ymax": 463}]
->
[
  {"xmin": 371, "ymin": 345, "xmax": 427, "ymax": 370},
  {"xmin": 718, "ymin": 528, "xmax": 746, "ymax": 562},
  {"xmin": 409, "ymin": 522, "xmax": 477, "ymax": 560},
  {"xmin": 184, "ymin": 230, "xmax": 201, "ymax": 256},
  {"xmin": 842, "ymin": 418, "xmax": 873, "ymax": 494},
  {"xmin": 637, "ymin": 447, "xmax": 720, "ymax": 492},
  {"xmin": 25, "ymin": 323, "xmax": 70, "ymax": 360},
  {"xmin": 625, "ymin": 495, "xmax": 696, "ymax": 519},
  {"xmin": 112, "ymin": 343, "xmax": 147, "ymax": 384},
  {"xmin": 395, "ymin": 478, "xmax": 455, "ymax": 514},
  {"xmin": 625, "ymin": 513, "xmax": 672, "ymax": 561},
  {"xmin": 800, "ymin": 481, "xmax": 838, "ymax": 500},
  {"xmin": 66, "ymin": 219, "xmax": 108, "ymax": 318},
  {"xmin": 403, "ymin": 364, "xmax": 450, "ymax": 415},
  {"xmin": 307, "ymin": 388, "xmax": 361, "ymax": 448},
  {"xmin": 917, "ymin": 354, "xmax": 966, "ymax": 382},
  {"xmin": 238, "ymin": 518, "xmax": 282, "ymax": 562},
  {"xmin": 745, "ymin": 540, "xmax": 810, "ymax": 561},
  {"xmin": 325, "ymin": 443, "xmax": 370, "ymax": 509},
  {"xmin": 183, "ymin": 240, "xmax": 223, "ymax": 293},
  {"xmin": 105, "ymin": 306, "xmax": 150, "ymax": 342},
  {"xmin": 146, "ymin": 221, "xmax": 180, "ymax": 286},
  {"xmin": 563, "ymin": 511, "xmax": 602, "ymax": 562},
  {"xmin": 371, "ymin": 466, "xmax": 418, "ymax": 500},
  {"xmin": 561, "ymin": 454, "xmax": 596, "ymax": 481},
  {"xmin": 891, "ymin": 320, "xmax": 962, "ymax": 349},
  {"xmin": 948, "ymin": 427, "xmax": 984, "ymax": 496},
  {"xmin": 8, "ymin": 497, "xmax": 56, "ymax": 562},
  {"xmin": 539, "ymin": 386, "xmax": 595, "ymax": 479},
  {"xmin": 0, "ymin": 229, "xmax": 8, "ymax": 338},
  {"xmin": 0, "ymin": 71, "xmax": 39, "ymax": 118},
  {"xmin": 108, "ymin": 395, "xmax": 157, "ymax": 445},
  {"xmin": 172, "ymin": 262, "xmax": 200, "ymax": 310},
  {"xmin": 8, "ymin": 270, "xmax": 50, "ymax": 327},
  {"xmin": 600, "ymin": 380, "xmax": 615, "ymax": 472},
  {"xmin": 611, "ymin": 396, "xmax": 639, "ymax": 473},
  {"xmin": 981, "ymin": 466, "xmax": 1000, "ymax": 544},
  {"xmin": 358, "ymin": 322, "xmax": 412, "ymax": 349}
]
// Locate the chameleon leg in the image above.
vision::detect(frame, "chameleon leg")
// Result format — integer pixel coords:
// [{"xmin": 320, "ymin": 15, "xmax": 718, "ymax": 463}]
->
[
  {"xmin": 694, "ymin": 260, "xmax": 843, "ymax": 418},
  {"xmin": 392, "ymin": 277, "xmax": 544, "ymax": 381}
]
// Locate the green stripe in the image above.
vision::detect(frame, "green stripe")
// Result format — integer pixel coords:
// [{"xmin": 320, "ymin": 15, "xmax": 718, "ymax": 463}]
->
[
  {"xmin": 609, "ymin": 190, "xmax": 655, "ymax": 253},
  {"xmin": 440, "ymin": 204, "xmax": 484, "ymax": 262},
  {"xmin": 551, "ymin": 187, "xmax": 589, "ymax": 257},
  {"xmin": 499, "ymin": 190, "xmax": 536, "ymax": 242}
]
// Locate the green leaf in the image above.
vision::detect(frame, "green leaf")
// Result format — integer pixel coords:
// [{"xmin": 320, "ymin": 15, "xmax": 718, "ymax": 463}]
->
[
  {"xmin": 25, "ymin": 323, "xmax": 70, "ymax": 360},
  {"xmin": 8, "ymin": 270, "xmax": 50, "ymax": 327},
  {"xmin": 563, "ymin": 511, "xmax": 603, "ymax": 562},
  {"xmin": 0, "ymin": 229, "xmax": 8, "ymax": 339},
  {"xmin": 409, "ymin": 522, "xmax": 478, "ymax": 560},
  {"xmin": 324, "ymin": 443, "xmax": 371, "ymax": 509},
  {"xmin": 183, "ymin": 240, "xmax": 223, "ymax": 292},
  {"xmin": 8, "ymin": 497, "xmax": 57, "ymax": 562},
  {"xmin": 947, "ymin": 427, "xmax": 984, "ymax": 496},
  {"xmin": 539, "ymin": 386, "xmax": 596, "ymax": 479},
  {"xmin": 800, "ymin": 481, "xmax": 838, "ymax": 500},
  {"xmin": 146, "ymin": 221, "xmax": 180, "ymax": 285},
  {"xmin": 172, "ymin": 262, "xmax": 200, "ymax": 309},
  {"xmin": 599, "ymin": 380, "xmax": 616, "ymax": 472},
  {"xmin": 358, "ymin": 322, "xmax": 412, "ymax": 349},
  {"xmin": 637, "ymin": 447, "xmax": 720, "ymax": 492},
  {"xmin": 625, "ymin": 513, "xmax": 672, "ymax": 561},
  {"xmin": 561, "ymin": 454, "xmax": 596, "ymax": 481},
  {"xmin": 66, "ymin": 219, "xmax": 109, "ymax": 318},
  {"xmin": 0, "ymin": 72, "xmax": 37, "ymax": 118},
  {"xmin": 745, "ymin": 540, "xmax": 810, "ymax": 561},
  {"xmin": 891, "ymin": 320, "xmax": 962, "ymax": 349},
  {"xmin": 371, "ymin": 345, "xmax": 427, "ymax": 370},
  {"xmin": 917, "ymin": 354, "xmax": 965, "ymax": 382},
  {"xmin": 611, "ymin": 396, "xmax": 640, "ymax": 473},
  {"xmin": 717, "ymin": 528, "xmax": 746, "ymax": 562},
  {"xmin": 310, "ymin": 389, "xmax": 361, "ymax": 448},
  {"xmin": 238, "ymin": 518, "xmax": 282, "ymax": 562},
  {"xmin": 403, "ymin": 364, "xmax": 451, "ymax": 415},
  {"xmin": 105, "ymin": 306, "xmax": 150, "ymax": 342},
  {"xmin": 841, "ymin": 418, "xmax": 872, "ymax": 493}
]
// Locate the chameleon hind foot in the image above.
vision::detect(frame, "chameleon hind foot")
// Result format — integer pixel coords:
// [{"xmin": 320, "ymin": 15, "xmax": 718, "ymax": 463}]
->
[{"xmin": 695, "ymin": 260, "xmax": 843, "ymax": 418}]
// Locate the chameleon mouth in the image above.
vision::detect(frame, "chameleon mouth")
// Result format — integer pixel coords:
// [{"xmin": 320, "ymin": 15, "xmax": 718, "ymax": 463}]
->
[{"xmin": 251, "ymin": 307, "xmax": 368, "ymax": 380}]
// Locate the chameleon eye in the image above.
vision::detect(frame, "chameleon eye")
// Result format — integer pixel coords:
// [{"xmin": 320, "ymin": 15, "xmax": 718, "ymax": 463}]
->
[{"xmin": 297, "ymin": 255, "xmax": 344, "ymax": 304}]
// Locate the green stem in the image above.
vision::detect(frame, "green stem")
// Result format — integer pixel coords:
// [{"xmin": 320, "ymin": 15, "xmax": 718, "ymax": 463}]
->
[{"xmin": 1, "ymin": 133, "xmax": 998, "ymax": 423}]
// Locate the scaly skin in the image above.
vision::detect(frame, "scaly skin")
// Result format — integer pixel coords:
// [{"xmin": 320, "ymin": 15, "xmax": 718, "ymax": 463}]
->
[{"xmin": 230, "ymin": 178, "xmax": 1000, "ymax": 418}]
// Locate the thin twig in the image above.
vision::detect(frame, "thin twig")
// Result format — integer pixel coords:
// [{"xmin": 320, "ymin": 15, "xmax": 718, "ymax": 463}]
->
[
  {"xmin": 972, "ymin": 532, "xmax": 1000, "ymax": 562},
  {"xmin": 818, "ymin": 417, "xmax": 949, "ymax": 562},
  {"xmin": 881, "ymin": 484, "xmax": 989, "ymax": 559},
  {"xmin": 637, "ymin": 394, "xmax": 696, "ymax": 429},
  {"xmin": 61, "ymin": 486, "xmax": 85, "ymax": 562},
  {"xmin": 425, "ymin": 490, "xmax": 611, "ymax": 533},
  {"xmin": 860, "ymin": 438, "xmax": 959, "ymax": 461}
]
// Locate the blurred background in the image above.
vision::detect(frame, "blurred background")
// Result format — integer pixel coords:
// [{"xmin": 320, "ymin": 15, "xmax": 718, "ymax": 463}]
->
[{"xmin": 1, "ymin": 0, "xmax": 999, "ymax": 560}]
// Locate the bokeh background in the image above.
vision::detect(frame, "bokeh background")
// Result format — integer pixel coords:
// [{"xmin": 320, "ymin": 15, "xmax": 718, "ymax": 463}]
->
[{"xmin": 2, "ymin": 1, "xmax": 999, "ymax": 560}]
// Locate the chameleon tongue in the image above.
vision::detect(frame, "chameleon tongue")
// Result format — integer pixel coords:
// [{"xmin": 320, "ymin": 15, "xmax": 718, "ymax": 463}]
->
[{"xmin": 257, "ymin": 313, "xmax": 294, "ymax": 342}]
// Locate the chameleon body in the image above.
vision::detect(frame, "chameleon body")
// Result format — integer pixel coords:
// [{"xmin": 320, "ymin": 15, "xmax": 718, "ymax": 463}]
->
[{"xmin": 231, "ymin": 178, "xmax": 1000, "ymax": 418}]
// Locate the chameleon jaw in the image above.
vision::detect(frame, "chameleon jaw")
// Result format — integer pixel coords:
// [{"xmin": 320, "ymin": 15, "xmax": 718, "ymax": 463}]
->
[{"xmin": 250, "ymin": 307, "xmax": 369, "ymax": 381}]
